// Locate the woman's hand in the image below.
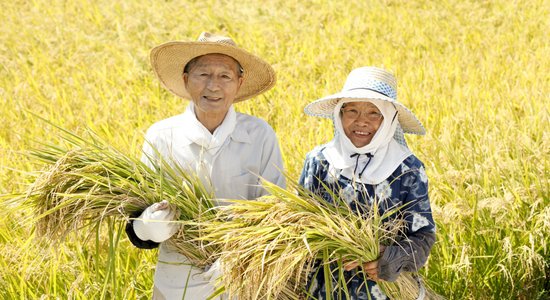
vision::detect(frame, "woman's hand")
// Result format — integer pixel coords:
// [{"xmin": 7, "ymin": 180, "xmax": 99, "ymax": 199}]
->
[
  {"xmin": 362, "ymin": 260, "xmax": 381, "ymax": 281},
  {"xmin": 343, "ymin": 245, "xmax": 387, "ymax": 281}
]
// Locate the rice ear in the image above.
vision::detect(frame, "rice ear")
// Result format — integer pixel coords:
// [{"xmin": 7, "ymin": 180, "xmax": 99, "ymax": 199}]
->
[
  {"xmin": 18, "ymin": 128, "xmax": 218, "ymax": 267},
  {"xmin": 202, "ymin": 190, "xmax": 422, "ymax": 299},
  {"xmin": 16, "ymin": 125, "xmax": 433, "ymax": 299}
]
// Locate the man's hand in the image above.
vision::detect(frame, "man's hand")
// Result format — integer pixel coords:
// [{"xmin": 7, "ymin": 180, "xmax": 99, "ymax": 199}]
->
[{"xmin": 133, "ymin": 200, "xmax": 180, "ymax": 243}]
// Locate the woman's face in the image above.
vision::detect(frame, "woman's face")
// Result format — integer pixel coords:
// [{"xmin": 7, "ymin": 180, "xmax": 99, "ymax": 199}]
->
[{"xmin": 340, "ymin": 101, "xmax": 384, "ymax": 147}]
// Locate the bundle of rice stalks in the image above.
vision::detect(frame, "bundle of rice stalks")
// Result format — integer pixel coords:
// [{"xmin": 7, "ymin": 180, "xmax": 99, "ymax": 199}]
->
[
  {"xmin": 204, "ymin": 181, "xmax": 426, "ymax": 300},
  {"xmin": 11, "ymin": 127, "xmax": 219, "ymax": 268},
  {"xmin": 10, "ymin": 126, "xmax": 434, "ymax": 299}
]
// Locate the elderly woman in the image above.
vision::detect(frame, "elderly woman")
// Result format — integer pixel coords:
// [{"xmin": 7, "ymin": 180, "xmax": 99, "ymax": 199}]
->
[
  {"xmin": 125, "ymin": 32, "xmax": 286, "ymax": 300},
  {"xmin": 299, "ymin": 67, "xmax": 436, "ymax": 300}
]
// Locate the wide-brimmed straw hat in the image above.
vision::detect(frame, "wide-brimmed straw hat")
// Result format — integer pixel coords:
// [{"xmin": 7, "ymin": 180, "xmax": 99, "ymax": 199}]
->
[
  {"xmin": 150, "ymin": 32, "xmax": 276, "ymax": 102},
  {"xmin": 304, "ymin": 66, "xmax": 425, "ymax": 135}
]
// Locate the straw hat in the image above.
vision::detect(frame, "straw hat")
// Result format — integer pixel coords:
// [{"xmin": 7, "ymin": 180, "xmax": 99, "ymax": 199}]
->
[
  {"xmin": 150, "ymin": 32, "xmax": 276, "ymax": 102},
  {"xmin": 304, "ymin": 67, "xmax": 425, "ymax": 135}
]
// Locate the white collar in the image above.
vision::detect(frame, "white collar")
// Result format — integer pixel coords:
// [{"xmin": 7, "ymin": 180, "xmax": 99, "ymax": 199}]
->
[{"xmin": 180, "ymin": 103, "xmax": 238, "ymax": 155}]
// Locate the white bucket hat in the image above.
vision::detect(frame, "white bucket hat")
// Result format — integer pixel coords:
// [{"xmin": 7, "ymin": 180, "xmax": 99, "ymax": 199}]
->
[
  {"xmin": 150, "ymin": 32, "xmax": 276, "ymax": 102},
  {"xmin": 304, "ymin": 67, "xmax": 425, "ymax": 135}
]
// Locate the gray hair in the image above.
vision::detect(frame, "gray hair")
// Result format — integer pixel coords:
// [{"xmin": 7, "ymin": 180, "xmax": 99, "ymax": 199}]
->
[{"xmin": 183, "ymin": 54, "xmax": 244, "ymax": 77}]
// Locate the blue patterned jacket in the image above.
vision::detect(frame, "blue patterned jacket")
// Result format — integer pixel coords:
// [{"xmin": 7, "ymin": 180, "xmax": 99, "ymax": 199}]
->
[{"xmin": 299, "ymin": 145, "xmax": 436, "ymax": 300}]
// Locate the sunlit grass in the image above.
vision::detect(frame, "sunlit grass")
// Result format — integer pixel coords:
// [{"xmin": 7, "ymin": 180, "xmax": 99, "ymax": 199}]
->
[{"xmin": 1, "ymin": 0, "xmax": 548, "ymax": 299}]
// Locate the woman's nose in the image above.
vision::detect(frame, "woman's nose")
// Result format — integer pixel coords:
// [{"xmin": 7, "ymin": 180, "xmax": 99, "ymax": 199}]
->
[{"xmin": 354, "ymin": 114, "xmax": 371, "ymax": 125}]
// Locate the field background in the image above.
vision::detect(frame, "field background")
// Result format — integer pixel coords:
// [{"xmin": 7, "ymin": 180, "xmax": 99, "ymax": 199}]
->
[{"xmin": 0, "ymin": 0, "xmax": 548, "ymax": 299}]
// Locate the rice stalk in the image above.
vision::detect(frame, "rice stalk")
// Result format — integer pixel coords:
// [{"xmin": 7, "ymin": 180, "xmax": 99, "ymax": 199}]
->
[
  {"xmin": 11, "ymin": 127, "xmax": 219, "ymax": 268},
  {"xmin": 11, "ymin": 126, "xmax": 434, "ymax": 299},
  {"xmin": 203, "ymin": 181, "xmax": 428, "ymax": 300}
]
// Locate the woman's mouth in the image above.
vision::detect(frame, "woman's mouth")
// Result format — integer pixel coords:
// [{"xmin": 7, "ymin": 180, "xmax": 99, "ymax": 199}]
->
[{"xmin": 353, "ymin": 130, "xmax": 371, "ymax": 136}]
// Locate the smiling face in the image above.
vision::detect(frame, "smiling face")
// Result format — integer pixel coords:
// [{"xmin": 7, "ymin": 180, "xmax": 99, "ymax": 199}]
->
[
  {"xmin": 340, "ymin": 101, "xmax": 384, "ymax": 147},
  {"xmin": 183, "ymin": 54, "xmax": 243, "ymax": 122}
]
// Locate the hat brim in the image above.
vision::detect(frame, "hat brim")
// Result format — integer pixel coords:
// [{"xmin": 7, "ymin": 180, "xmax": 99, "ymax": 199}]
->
[
  {"xmin": 150, "ymin": 41, "xmax": 276, "ymax": 102},
  {"xmin": 304, "ymin": 89, "xmax": 426, "ymax": 135}
]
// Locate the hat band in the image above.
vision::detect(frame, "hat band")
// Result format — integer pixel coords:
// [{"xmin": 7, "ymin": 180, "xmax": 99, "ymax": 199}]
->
[{"xmin": 345, "ymin": 79, "xmax": 397, "ymax": 99}]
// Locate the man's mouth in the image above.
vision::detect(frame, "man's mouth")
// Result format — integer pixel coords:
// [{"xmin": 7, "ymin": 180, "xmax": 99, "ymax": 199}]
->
[{"xmin": 203, "ymin": 96, "xmax": 222, "ymax": 101}]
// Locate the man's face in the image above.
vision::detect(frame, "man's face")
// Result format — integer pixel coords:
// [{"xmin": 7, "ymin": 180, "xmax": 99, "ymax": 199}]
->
[{"xmin": 183, "ymin": 54, "xmax": 243, "ymax": 116}]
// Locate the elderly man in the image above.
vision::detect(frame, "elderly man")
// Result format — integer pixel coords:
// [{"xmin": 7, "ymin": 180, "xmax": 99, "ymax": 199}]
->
[{"xmin": 125, "ymin": 32, "xmax": 286, "ymax": 300}]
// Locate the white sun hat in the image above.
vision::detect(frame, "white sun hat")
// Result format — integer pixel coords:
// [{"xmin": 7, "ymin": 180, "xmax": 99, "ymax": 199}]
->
[
  {"xmin": 304, "ymin": 66, "xmax": 425, "ymax": 135},
  {"xmin": 150, "ymin": 32, "xmax": 276, "ymax": 102}
]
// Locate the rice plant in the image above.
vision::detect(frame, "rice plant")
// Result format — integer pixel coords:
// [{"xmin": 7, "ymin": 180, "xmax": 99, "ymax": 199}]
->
[
  {"xmin": 1, "ymin": 0, "xmax": 548, "ymax": 298},
  {"xmin": 205, "ymin": 181, "xmax": 429, "ymax": 300},
  {"xmin": 8, "ymin": 126, "xmax": 435, "ymax": 299},
  {"xmin": 9, "ymin": 125, "xmax": 219, "ymax": 268}
]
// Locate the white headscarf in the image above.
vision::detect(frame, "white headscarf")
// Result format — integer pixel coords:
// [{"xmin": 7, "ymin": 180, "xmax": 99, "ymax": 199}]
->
[{"xmin": 322, "ymin": 99, "xmax": 412, "ymax": 184}]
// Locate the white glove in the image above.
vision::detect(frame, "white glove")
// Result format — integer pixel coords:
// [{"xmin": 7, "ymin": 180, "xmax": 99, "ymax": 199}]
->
[
  {"xmin": 133, "ymin": 200, "xmax": 179, "ymax": 243},
  {"xmin": 203, "ymin": 259, "xmax": 224, "ymax": 285}
]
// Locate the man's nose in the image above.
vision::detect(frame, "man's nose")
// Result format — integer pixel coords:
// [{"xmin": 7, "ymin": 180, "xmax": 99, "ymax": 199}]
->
[{"xmin": 206, "ymin": 78, "xmax": 221, "ymax": 91}]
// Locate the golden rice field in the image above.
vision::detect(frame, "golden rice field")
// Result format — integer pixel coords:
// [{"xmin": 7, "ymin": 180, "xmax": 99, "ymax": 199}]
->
[{"xmin": 0, "ymin": 0, "xmax": 548, "ymax": 299}]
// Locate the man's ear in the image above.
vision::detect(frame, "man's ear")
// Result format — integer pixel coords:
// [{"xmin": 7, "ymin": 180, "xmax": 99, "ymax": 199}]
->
[
  {"xmin": 183, "ymin": 73, "xmax": 189, "ymax": 88},
  {"xmin": 237, "ymin": 76, "xmax": 244, "ymax": 89}
]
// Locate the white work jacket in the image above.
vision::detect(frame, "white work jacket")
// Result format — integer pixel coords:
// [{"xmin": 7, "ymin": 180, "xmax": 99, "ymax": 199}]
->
[{"xmin": 141, "ymin": 105, "xmax": 285, "ymax": 300}]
